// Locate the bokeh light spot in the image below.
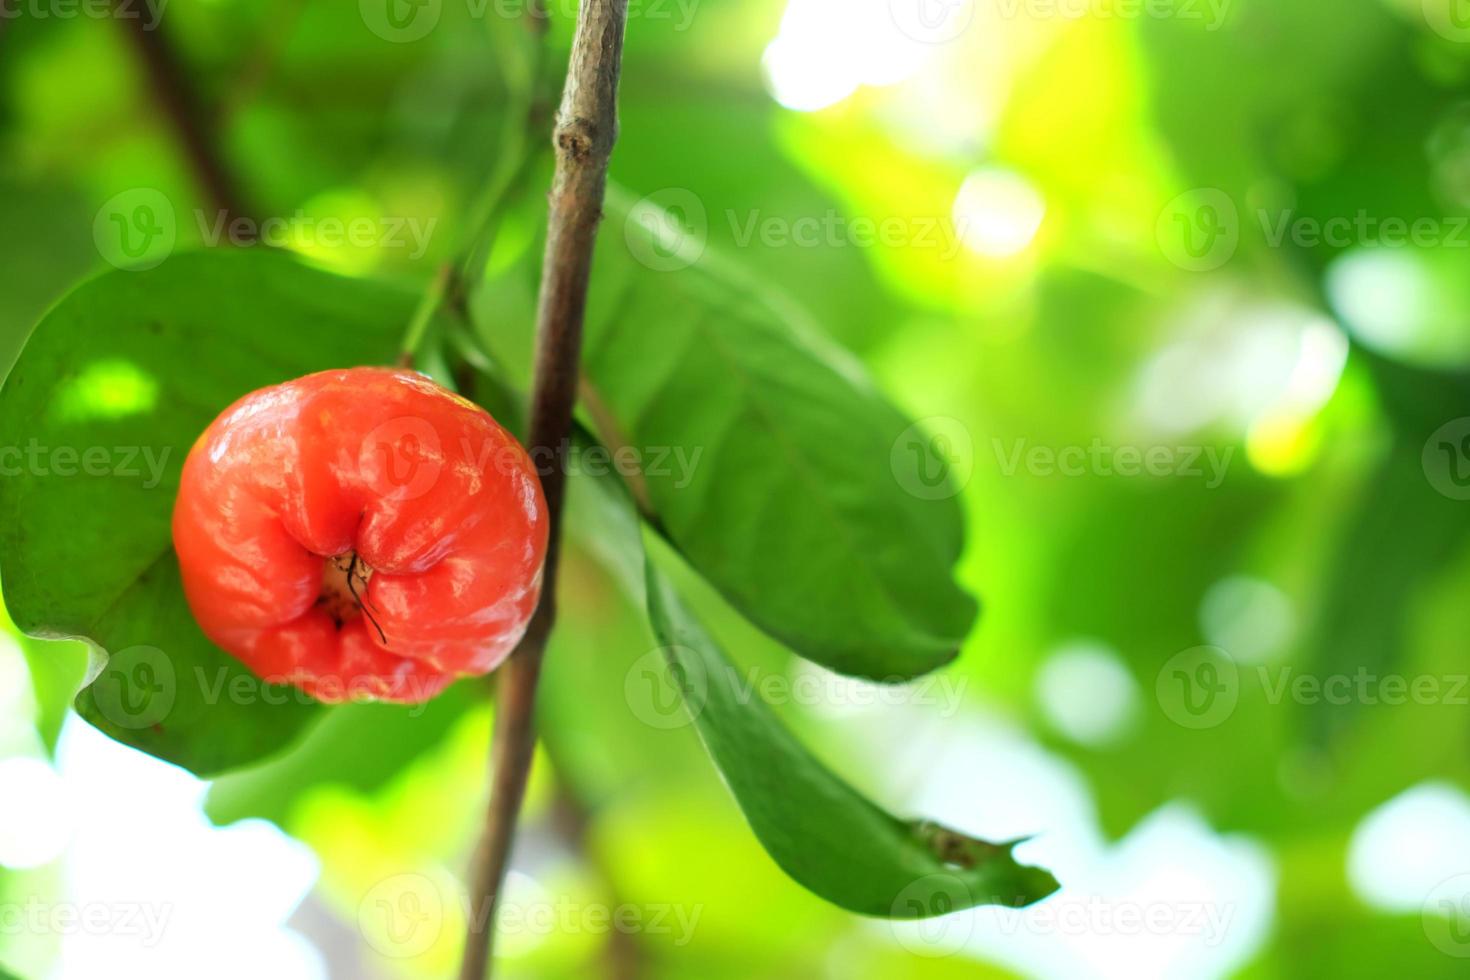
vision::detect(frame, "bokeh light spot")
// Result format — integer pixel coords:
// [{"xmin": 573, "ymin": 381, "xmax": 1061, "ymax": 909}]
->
[
  {"xmin": 0, "ymin": 756, "xmax": 73, "ymax": 869},
  {"xmin": 1198, "ymin": 577, "xmax": 1294, "ymax": 665},
  {"xmin": 53, "ymin": 360, "xmax": 158, "ymax": 422},
  {"xmin": 953, "ymin": 168, "xmax": 1046, "ymax": 258},
  {"xmin": 1326, "ymin": 249, "xmax": 1470, "ymax": 368},
  {"xmin": 1035, "ymin": 641, "xmax": 1139, "ymax": 747},
  {"xmin": 1348, "ymin": 782, "xmax": 1470, "ymax": 912}
]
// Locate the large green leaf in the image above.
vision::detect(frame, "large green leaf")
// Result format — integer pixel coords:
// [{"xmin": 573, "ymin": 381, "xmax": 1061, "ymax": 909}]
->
[
  {"xmin": 643, "ymin": 553, "xmax": 1056, "ymax": 916},
  {"xmin": 0, "ymin": 249, "xmax": 429, "ymax": 774},
  {"xmin": 1305, "ymin": 350, "xmax": 1470, "ymax": 741},
  {"xmin": 578, "ymin": 187, "xmax": 978, "ymax": 681},
  {"xmin": 535, "ymin": 407, "xmax": 1055, "ymax": 917}
]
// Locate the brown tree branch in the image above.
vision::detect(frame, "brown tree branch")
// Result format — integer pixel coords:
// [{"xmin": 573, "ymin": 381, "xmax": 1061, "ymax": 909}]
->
[
  {"xmin": 114, "ymin": 0, "xmax": 255, "ymax": 224},
  {"xmin": 457, "ymin": 3, "xmax": 630, "ymax": 978}
]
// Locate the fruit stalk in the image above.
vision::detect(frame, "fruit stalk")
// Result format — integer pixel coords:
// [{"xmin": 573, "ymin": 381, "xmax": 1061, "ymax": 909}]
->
[{"xmin": 457, "ymin": 2, "xmax": 630, "ymax": 977}]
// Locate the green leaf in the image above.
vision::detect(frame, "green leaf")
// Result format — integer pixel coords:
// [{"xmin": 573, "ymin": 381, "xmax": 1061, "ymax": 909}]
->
[
  {"xmin": 1, "ymin": 583, "xmax": 86, "ymax": 753},
  {"xmin": 581, "ymin": 187, "xmax": 978, "ymax": 681},
  {"xmin": 17, "ymin": 636, "xmax": 87, "ymax": 754},
  {"xmin": 530, "ymin": 410, "xmax": 1054, "ymax": 917},
  {"xmin": 205, "ymin": 681, "xmax": 478, "ymax": 828},
  {"xmin": 1305, "ymin": 351, "xmax": 1470, "ymax": 740},
  {"xmin": 643, "ymin": 553, "xmax": 1057, "ymax": 917},
  {"xmin": 0, "ymin": 249, "xmax": 428, "ymax": 775}
]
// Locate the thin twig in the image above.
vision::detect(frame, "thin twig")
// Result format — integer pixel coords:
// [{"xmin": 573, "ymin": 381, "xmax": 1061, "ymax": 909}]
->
[
  {"xmin": 456, "ymin": 0, "xmax": 554, "ymax": 296},
  {"xmin": 219, "ymin": 0, "xmax": 306, "ymax": 122},
  {"xmin": 113, "ymin": 0, "xmax": 255, "ymax": 225},
  {"xmin": 401, "ymin": 1, "xmax": 550, "ymax": 364},
  {"xmin": 457, "ymin": 3, "xmax": 631, "ymax": 979},
  {"xmin": 397, "ymin": 262, "xmax": 455, "ymax": 367},
  {"xmin": 579, "ymin": 377, "xmax": 654, "ymax": 516}
]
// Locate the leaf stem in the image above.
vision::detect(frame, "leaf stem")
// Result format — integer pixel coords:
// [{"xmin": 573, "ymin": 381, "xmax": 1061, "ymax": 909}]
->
[
  {"xmin": 396, "ymin": 262, "xmax": 453, "ymax": 367},
  {"xmin": 456, "ymin": 2, "xmax": 630, "ymax": 978}
]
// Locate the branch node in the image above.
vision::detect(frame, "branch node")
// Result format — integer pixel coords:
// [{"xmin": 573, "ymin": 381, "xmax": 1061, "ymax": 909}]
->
[{"xmin": 556, "ymin": 118, "xmax": 599, "ymax": 163}]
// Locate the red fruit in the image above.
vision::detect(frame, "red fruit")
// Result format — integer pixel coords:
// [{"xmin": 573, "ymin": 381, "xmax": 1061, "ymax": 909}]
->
[{"xmin": 172, "ymin": 367, "xmax": 548, "ymax": 703}]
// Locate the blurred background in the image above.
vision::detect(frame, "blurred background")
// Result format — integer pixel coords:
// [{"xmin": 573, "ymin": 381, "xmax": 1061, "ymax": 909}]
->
[{"xmin": 4, "ymin": 0, "xmax": 1470, "ymax": 977}]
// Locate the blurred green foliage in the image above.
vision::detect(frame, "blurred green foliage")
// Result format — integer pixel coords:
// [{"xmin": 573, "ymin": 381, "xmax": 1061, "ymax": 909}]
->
[{"xmin": 3, "ymin": 0, "xmax": 1470, "ymax": 977}]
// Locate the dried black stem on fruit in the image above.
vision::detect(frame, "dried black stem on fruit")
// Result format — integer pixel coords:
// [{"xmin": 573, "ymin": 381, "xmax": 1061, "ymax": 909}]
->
[{"xmin": 346, "ymin": 553, "xmax": 388, "ymax": 646}]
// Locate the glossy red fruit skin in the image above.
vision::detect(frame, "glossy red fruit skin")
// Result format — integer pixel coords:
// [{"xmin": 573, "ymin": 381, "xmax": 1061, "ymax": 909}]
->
[{"xmin": 172, "ymin": 367, "xmax": 549, "ymax": 703}]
